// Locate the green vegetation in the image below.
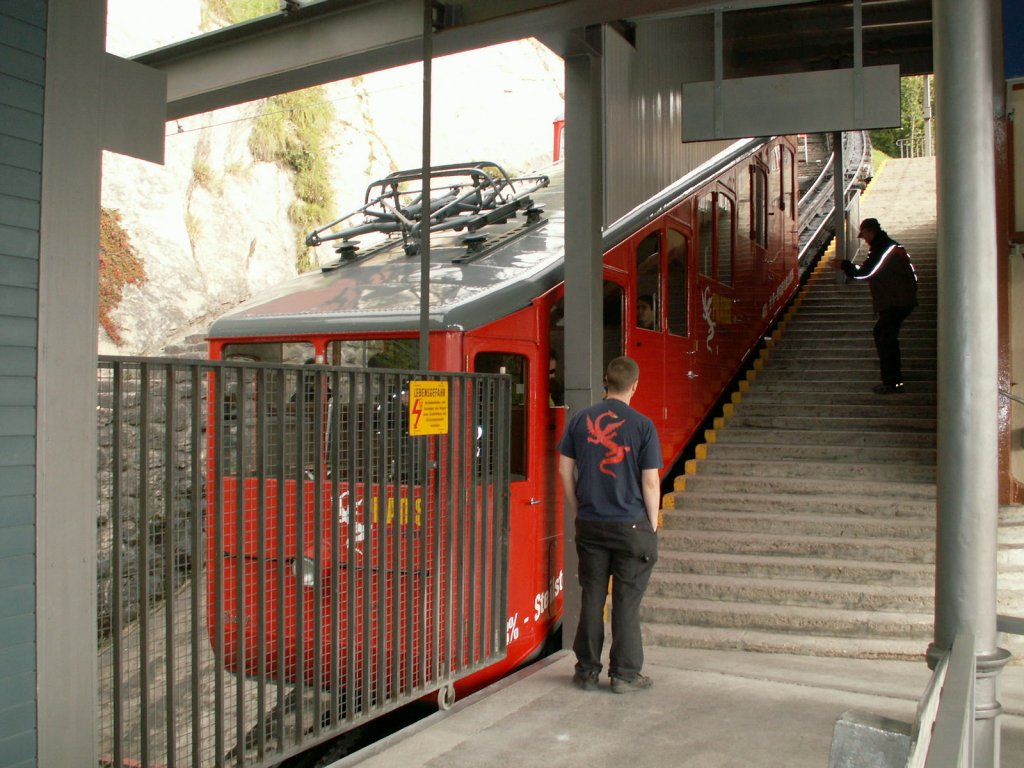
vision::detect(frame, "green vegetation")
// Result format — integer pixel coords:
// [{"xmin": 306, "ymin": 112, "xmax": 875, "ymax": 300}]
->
[
  {"xmin": 99, "ymin": 208, "xmax": 147, "ymax": 345},
  {"xmin": 201, "ymin": 0, "xmax": 278, "ymax": 28},
  {"xmin": 250, "ymin": 88, "xmax": 337, "ymax": 273},
  {"xmin": 869, "ymin": 75, "xmax": 933, "ymax": 158}
]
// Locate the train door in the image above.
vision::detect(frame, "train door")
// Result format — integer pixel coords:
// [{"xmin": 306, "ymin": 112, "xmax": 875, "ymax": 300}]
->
[
  {"xmin": 630, "ymin": 229, "xmax": 665, "ymax": 422},
  {"xmin": 462, "ymin": 337, "xmax": 557, "ymax": 661},
  {"xmin": 663, "ymin": 222, "xmax": 697, "ymax": 457}
]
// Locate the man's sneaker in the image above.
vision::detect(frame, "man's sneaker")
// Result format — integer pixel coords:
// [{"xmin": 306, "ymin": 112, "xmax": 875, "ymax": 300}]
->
[
  {"xmin": 572, "ymin": 670, "xmax": 599, "ymax": 691},
  {"xmin": 872, "ymin": 382, "xmax": 905, "ymax": 395},
  {"xmin": 611, "ymin": 674, "xmax": 653, "ymax": 694}
]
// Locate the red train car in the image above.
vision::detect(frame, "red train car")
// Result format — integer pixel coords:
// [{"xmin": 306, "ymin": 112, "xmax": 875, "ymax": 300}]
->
[{"xmin": 206, "ymin": 139, "xmax": 799, "ymax": 708}]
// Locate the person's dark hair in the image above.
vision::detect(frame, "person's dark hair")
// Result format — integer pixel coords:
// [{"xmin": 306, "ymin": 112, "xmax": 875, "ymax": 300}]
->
[
  {"xmin": 860, "ymin": 218, "xmax": 881, "ymax": 236},
  {"xmin": 604, "ymin": 356, "xmax": 639, "ymax": 394}
]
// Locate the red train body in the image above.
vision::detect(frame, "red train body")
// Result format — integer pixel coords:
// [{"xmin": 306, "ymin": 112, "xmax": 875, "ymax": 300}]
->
[{"xmin": 206, "ymin": 138, "xmax": 799, "ymax": 706}]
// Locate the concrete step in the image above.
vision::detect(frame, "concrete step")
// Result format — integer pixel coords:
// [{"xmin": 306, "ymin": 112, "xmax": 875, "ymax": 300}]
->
[
  {"xmin": 734, "ymin": 401, "xmax": 936, "ymax": 421},
  {"xmin": 665, "ymin": 510, "xmax": 934, "ymax": 541},
  {"xmin": 657, "ymin": 530, "xmax": 935, "ymax": 563},
  {"xmin": 646, "ymin": 572, "xmax": 933, "ymax": 612},
  {"xmin": 736, "ymin": 389, "xmax": 936, "ymax": 408},
  {"xmin": 656, "ymin": 550, "xmax": 934, "ymax": 586},
  {"xmin": 702, "ymin": 440, "xmax": 936, "ymax": 465},
  {"xmin": 689, "ymin": 457, "xmax": 935, "ymax": 483},
  {"xmin": 678, "ymin": 473, "xmax": 935, "ymax": 499},
  {"xmin": 712, "ymin": 426, "xmax": 935, "ymax": 448},
  {"xmin": 725, "ymin": 413, "xmax": 936, "ymax": 432},
  {"xmin": 640, "ymin": 596, "xmax": 933, "ymax": 639},
  {"xmin": 665, "ymin": 490, "xmax": 934, "ymax": 519},
  {"xmin": 641, "ymin": 622, "xmax": 928, "ymax": 660}
]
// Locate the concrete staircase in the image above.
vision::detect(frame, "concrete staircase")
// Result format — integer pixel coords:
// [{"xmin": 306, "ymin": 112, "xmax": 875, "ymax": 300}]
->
[{"xmin": 642, "ymin": 157, "xmax": 941, "ymax": 659}]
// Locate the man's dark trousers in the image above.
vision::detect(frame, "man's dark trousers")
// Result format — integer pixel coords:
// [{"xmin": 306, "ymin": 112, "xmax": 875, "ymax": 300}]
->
[
  {"xmin": 873, "ymin": 305, "xmax": 914, "ymax": 386},
  {"xmin": 573, "ymin": 517, "xmax": 658, "ymax": 681}
]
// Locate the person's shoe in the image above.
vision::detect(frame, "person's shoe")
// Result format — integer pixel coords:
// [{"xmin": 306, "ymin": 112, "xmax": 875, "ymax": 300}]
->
[
  {"xmin": 872, "ymin": 382, "xmax": 905, "ymax": 395},
  {"xmin": 572, "ymin": 670, "xmax": 599, "ymax": 691},
  {"xmin": 611, "ymin": 674, "xmax": 653, "ymax": 694}
]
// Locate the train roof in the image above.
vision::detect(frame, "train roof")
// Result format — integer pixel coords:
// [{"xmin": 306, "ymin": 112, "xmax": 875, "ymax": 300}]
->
[
  {"xmin": 208, "ymin": 138, "xmax": 775, "ymax": 340},
  {"xmin": 209, "ymin": 162, "xmax": 567, "ymax": 338}
]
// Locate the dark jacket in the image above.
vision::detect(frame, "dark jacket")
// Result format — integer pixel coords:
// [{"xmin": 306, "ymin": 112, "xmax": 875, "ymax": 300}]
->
[{"xmin": 841, "ymin": 234, "xmax": 918, "ymax": 313}]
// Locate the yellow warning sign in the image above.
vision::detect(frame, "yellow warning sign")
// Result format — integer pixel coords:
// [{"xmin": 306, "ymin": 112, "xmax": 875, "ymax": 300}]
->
[{"xmin": 408, "ymin": 381, "xmax": 449, "ymax": 435}]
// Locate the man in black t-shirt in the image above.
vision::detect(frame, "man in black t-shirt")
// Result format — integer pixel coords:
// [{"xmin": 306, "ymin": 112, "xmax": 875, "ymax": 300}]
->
[{"xmin": 558, "ymin": 356, "xmax": 662, "ymax": 694}]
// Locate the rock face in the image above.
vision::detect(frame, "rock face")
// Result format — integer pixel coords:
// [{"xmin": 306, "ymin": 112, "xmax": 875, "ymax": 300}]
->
[{"xmin": 102, "ymin": 2, "xmax": 565, "ymax": 355}]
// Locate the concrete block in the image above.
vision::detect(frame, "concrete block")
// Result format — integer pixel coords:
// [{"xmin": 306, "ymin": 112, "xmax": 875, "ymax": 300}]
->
[{"xmin": 828, "ymin": 710, "xmax": 911, "ymax": 768}]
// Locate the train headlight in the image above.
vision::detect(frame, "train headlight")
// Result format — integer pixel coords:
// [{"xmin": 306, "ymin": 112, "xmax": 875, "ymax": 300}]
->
[{"xmin": 290, "ymin": 556, "xmax": 317, "ymax": 588}]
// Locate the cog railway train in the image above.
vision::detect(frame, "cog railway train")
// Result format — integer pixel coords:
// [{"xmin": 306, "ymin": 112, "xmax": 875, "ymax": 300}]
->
[{"xmin": 205, "ymin": 135, "xmax": 800, "ymax": 717}]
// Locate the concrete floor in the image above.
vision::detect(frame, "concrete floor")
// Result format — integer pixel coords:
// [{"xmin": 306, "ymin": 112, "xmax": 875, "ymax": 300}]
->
[{"xmin": 332, "ymin": 647, "xmax": 1024, "ymax": 768}]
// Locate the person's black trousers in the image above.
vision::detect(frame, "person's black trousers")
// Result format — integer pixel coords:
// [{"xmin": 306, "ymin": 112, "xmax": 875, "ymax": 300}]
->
[
  {"xmin": 873, "ymin": 305, "xmax": 915, "ymax": 386},
  {"xmin": 573, "ymin": 517, "xmax": 658, "ymax": 681}
]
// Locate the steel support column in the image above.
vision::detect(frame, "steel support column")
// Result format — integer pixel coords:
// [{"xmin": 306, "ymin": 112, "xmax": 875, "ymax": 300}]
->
[
  {"xmin": 561, "ymin": 29, "xmax": 605, "ymax": 650},
  {"xmin": 832, "ymin": 131, "xmax": 847, "ymax": 263},
  {"xmin": 931, "ymin": 2, "xmax": 1010, "ymax": 766}
]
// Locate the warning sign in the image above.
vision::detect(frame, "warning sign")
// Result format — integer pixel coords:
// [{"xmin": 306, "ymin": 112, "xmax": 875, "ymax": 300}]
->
[{"xmin": 408, "ymin": 381, "xmax": 449, "ymax": 435}]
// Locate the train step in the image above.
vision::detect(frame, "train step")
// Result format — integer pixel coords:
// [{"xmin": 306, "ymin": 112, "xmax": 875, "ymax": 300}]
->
[
  {"xmin": 665, "ymin": 490, "xmax": 935, "ymax": 519},
  {"xmin": 656, "ymin": 530, "xmax": 935, "ymax": 563}
]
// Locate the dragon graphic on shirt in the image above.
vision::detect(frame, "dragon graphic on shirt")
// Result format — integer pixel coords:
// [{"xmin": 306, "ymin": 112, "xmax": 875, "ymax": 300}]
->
[{"xmin": 586, "ymin": 410, "xmax": 631, "ymax": 476}]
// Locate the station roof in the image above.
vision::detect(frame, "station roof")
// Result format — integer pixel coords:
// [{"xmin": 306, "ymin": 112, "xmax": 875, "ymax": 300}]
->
[{"xmin": 134, "ymin": 0, "xmax": 932, "ymax": 121}]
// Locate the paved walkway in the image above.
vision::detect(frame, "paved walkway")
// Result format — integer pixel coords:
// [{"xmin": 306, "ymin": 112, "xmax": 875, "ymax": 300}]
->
[{"xmin": 334, "ymin": 648, "xmax": 1024, "ymax": 768}]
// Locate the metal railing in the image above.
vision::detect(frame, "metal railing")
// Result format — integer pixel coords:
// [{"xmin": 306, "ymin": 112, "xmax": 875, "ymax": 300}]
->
[
  {"xmin": 97, "ymin": 357, "xmax": 511, "ymax": 767},
  {"xmin": 907, "ymin": 633, "xmax": 975, "ymax": 768}
]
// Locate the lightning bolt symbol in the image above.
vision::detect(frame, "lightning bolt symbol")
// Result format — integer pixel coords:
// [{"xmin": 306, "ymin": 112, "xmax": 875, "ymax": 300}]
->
[{"xmin": 412, "ymin": 398, "xmax": 423, "ymax": 428}]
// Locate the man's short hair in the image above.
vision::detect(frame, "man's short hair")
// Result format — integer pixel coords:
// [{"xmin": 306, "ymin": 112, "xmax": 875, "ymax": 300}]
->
[
  {"xmin": 605, "ymin": 356, "xmax": 639, "ymax": 393},
  {"xmin": 859, "ymin": 218, "xmax": 881, "ymax": 235}
]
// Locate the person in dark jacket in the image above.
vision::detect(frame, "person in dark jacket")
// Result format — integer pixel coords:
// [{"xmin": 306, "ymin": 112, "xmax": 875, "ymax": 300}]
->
[{"xmin": 833, "ymin": 218, "xmax": 918, "ymax": 394}]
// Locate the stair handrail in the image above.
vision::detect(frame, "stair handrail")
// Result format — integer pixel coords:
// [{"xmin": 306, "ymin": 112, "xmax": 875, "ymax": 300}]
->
[{"xmin": 998, "ymin": 387, "xmax": 1024, "ymax": 407}]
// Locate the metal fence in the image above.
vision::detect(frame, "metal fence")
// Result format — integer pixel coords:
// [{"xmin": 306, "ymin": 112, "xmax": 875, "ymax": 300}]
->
[{"xmin": 96, "ymin": 357, "xmax": 511, "ymax": 767}]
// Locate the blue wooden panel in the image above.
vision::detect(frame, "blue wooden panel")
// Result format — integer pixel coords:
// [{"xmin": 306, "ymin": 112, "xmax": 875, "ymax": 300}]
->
[
  {"xmin": 0, "ymin": 409, "xmax": 34, "ymax": 438},
  {"xmin": 0, "ymin": 44, "xmax": 44, "ymax": 86},
  {"xmin": 0, "ymin": 496, "xmax": 32, "ymax": 528},
  {"xmin": 0, "ymin": 615, "xmax": 33, "ymax": 647},
  {"xmin": 0, "ymin": 703, "xmax": 35, "ymax": 745},
  {"xmin": 0, "ymin": 2, "xmax": 48, "ymax": 29},
  {"xmin": 0, "ymin": 104, "xmax": 42, "ymax": 143},
  {"xmin": 0, "ymin": 134, "xmax": 41, "ymax": 173},
  {"xmin": 0, "ymin": 286, "xmax": 37, "ymax": 318},
  {"xmin": 0, "ymin": 347, "xmax": 37, "ymax": 376},
  {"xmin": 0, "ymin": 254, "xmax": 40, "ymax": 289},
  {"xmin": 0, "ymin": 525, "xmax": 31, "ymax": 556},
  {"xmin": 0, "ymin": 585, "xmax": 32, "ymax": 619},
  {"xmin": 0, "ymin": 163, "xmax": 40, "ymax": 199},
  {"xmin": 0, "ymin": 643, "xmax": 33, "ymax": 675},
  {"xmin": 0, "ymin": 193, "xmax": 40, "ymax": 230},
  {"xmin": 0, "ymin": 224, "xmax": 40, "ymax": 262},
  {"xmin": 0, "ymin": 435, "xmax": 33, "ymax": 465},
  {"xmin": 0, "ymin": 728, "xmax": 36, "ymax": 767},
  {"xmin": 0, "ymin": 73, "xmax": 43, "ymax": 115},
  {"xmin": 0, "ymin": 555, "xmax": 33, "ymax": 590},
  {"xmin": 0, "ymin": 316, "xmax": 35, "ymax": 347},
  {"xmin": 0, "ymin": 378, "xmax": 34, "ymax": 407},
  {"xmin": 0, "ymin": 16, "xmax": 46, "ymax": 55},
  {"xmin": 0, "ymin": 467, "xmax": 32, "ymax": 497}
]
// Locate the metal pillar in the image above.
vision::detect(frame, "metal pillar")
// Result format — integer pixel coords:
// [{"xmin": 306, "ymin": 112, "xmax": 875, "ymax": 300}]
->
[
  {"xmin": 931, "ymin": 2, "xmax": 1010, "ymax": 767},
  {"xmin": 832, "ymin": 131, "xmax": 847, "ymax": 263},
  {"xmin": 561, "ymin": 28, "xmax": 605, "ymax": 650}
]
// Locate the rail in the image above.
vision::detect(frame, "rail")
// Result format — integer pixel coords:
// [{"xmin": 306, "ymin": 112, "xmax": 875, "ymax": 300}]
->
[
  {"xmin": 797, "ymin": 131, "xmax": 872, "ymax": 267},
  {"xmin": 96, "ymin": 356, "xmax": 511, "ymax": 768},
  {"xmin": 907, "ymin": 633, "xmax": 975, "ymax": 768}
]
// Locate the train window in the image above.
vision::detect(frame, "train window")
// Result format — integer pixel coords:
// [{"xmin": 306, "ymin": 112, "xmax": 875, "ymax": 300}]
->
[
  {"xmin": 635, "ymin": 231, "xmax": 660, "ymax": 331},
  {"xmin": 327, "ymin": 339, "xmax": 419, "ymax": 370},
  {"xmin": 698, "ymin": 195, "xmax": 714, "ymax": 277},
  {"xmin": 549, "ymin": 297, "xmax": 565, "ymax": 406},
  {"xmin": 603, "ymin": 281, "xmax": 624, "ymax": 369},
  {"xmin": 666, "ymin": 229, "xmax": 688, "ymax": 336},
  {"xmin": 784, "ymin": 146, "xmax": 796, "ymax": 220},
  {"xmin": 473, "ymin": 352, "xmax": 528, "ymax": 480},
  {"xmin": 751, "ymin": 167, "xmax": 768, "ymax": 249},
  {"xmin": 717, "ymin": 195, "xmax": 734, "ymax": 286}
]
